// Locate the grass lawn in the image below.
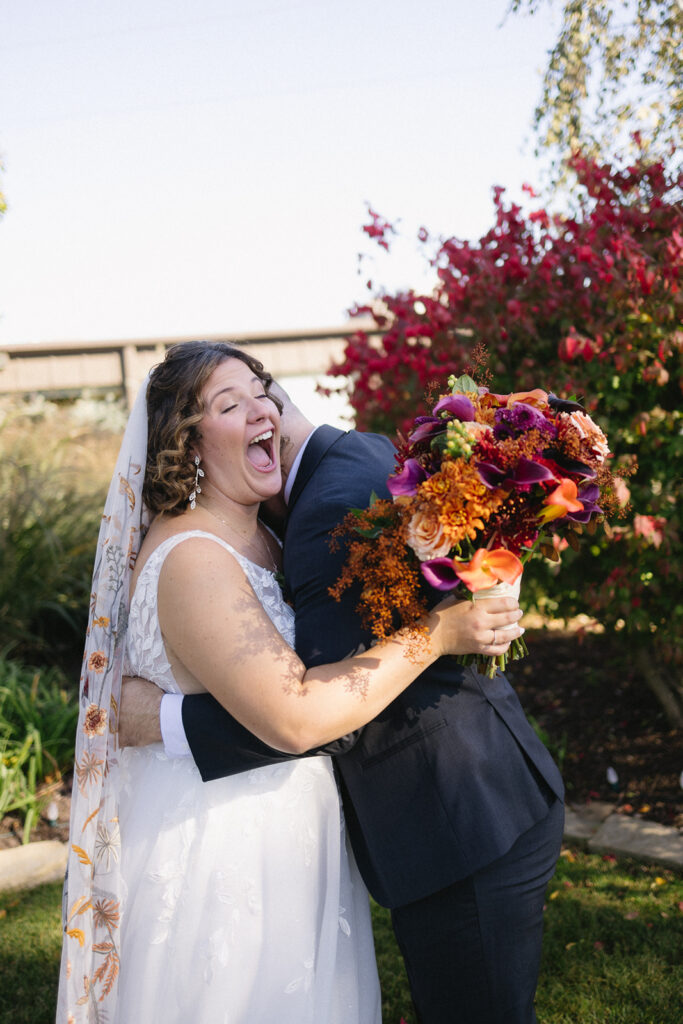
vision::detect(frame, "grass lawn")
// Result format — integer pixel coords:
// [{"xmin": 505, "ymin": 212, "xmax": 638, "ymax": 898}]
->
[{"xmin": 0, "ymin": 848, "xmax": 681, "ymax": 1023}]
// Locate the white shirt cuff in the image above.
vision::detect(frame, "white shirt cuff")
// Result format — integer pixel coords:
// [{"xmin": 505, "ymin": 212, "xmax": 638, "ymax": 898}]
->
[{"xmin": 160, "ymin": 693, "xmax": 191, "ymax": 758}]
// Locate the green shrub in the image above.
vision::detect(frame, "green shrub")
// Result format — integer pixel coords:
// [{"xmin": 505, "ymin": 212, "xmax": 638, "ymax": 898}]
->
[
  {"xmin": 0, "ymin": 655, "xmax": 78, "ymax": 842},
  {"xmin": 0, "ymin": 397, "xmax": 121, "ymax": 671}
]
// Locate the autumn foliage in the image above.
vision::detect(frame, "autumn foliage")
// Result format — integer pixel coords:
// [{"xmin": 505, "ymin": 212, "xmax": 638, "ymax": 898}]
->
[{"xmin": 326, "ymin": 152, "xmax": 682, "ymax": 699}]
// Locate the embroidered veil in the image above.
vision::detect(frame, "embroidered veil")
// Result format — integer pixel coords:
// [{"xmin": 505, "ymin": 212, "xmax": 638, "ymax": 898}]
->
[{"xmin": 57, "ymin": 376, "xmax": 151, "ymax": 1022}]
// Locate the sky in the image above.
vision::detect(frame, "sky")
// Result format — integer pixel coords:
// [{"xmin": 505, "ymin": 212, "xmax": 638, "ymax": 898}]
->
[{"xmin": 0, "ymin": 0, "xmax": 561, "ymax": 348}]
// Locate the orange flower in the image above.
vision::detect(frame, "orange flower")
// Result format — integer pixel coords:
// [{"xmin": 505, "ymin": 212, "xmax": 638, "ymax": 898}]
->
[
  {"xmin": 454, "ymin": 548, "xmax": 523, "ymax": 593},
  {"xmin": 506, "ymin": 388, "xmax": 548, "ymax": 409},
  {"xmin": 83, "ymin": 703, "xmax": 107, "ymax": 737},
  {"xmin": 92, "ymin": 616, "xmax": 110, "ymax": 629},
  {"xmin": 539, "ymin": 479, "xmax": 584, "ymax": 523},
  {"xmin": 419, "ymin": 460, "xmax": 504, "ymax": 547},
  {"xmin": 88, "ymin": 650, "xmax": 108, "ymax": 673}
]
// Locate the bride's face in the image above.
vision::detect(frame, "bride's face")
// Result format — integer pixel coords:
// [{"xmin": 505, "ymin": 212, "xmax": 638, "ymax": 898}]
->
[{"xmin": 195, "ymin": 358, "xmax": 282, "ymax": 507}]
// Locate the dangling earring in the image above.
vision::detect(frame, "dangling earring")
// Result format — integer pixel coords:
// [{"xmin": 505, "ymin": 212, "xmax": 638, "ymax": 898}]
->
[{"xmin": 189, "ymin": 455, "xmax": 204, "ymax": 510}]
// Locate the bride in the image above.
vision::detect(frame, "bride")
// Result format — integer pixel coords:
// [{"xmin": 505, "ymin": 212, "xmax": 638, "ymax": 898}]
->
[{"xmin": 57, "ymin": 341, "xmax": 525, "ymax": 1023}]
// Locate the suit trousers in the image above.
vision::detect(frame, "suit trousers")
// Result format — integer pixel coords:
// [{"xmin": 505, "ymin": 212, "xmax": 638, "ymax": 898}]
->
[{"xmin": 390, "ymin": 798, "xmax": 564, "ymax": 1024}]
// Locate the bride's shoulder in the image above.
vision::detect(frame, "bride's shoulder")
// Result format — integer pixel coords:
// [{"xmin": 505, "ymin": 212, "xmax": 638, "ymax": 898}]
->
[{"xmin": 131, "ymin": 515, "xmax": 235, "ymax": 590}]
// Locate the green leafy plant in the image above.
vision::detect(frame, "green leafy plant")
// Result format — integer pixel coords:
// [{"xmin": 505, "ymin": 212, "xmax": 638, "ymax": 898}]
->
[
  {"xmin": 0, "ymin": 397, "xmax": 120, "ymax": 670},
  {"xmin": 0, "ymin": 656, "xmax": 78, "ymax": 842}
]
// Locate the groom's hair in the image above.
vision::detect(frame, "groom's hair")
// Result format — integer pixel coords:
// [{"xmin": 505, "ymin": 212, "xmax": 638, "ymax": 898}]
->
[{"xmin": 143, "ymin": 340, "xmax": 282, "ymax": 515}]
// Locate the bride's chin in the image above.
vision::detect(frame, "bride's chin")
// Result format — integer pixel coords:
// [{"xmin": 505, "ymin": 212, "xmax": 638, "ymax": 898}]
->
[{"xmin": 254, "ymin": 467, "xmax": 282, "ymax": 497}]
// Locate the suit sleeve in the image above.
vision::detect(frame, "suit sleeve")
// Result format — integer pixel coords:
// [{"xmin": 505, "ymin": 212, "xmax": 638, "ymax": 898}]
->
[{"xmin": 182, "ymin": 691, "xmax": 361, "ymax": 783}]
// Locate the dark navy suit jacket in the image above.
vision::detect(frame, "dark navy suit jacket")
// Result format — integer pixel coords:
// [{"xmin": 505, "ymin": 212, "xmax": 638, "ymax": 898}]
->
[{"xmin": 183, "ymin": 426, "xmax": 564, "ymax": 909}]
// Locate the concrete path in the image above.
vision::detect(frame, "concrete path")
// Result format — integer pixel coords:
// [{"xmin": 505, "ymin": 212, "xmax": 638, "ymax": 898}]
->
[
  {"xmin": 563, "ymin": 801, "xmax": 683, "ymax": 870},
  {"xmin": 0, "ymin": 840, "xmax": 68, "ymax": 893},
  {"xmin": 0, "ymin": 803, "xmax": 681, "ymax": 894}
]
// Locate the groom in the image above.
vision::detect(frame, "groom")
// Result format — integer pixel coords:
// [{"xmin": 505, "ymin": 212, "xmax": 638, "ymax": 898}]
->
[{"xmin": 122, "ymin": 384, "xmax": 564, "ymax": 1024}]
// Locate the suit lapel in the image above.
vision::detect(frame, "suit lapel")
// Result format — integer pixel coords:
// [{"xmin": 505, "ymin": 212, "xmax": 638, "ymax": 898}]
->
[{"xmin": 286, "ymin": 425, "xmax": 346, "ymax": 516}]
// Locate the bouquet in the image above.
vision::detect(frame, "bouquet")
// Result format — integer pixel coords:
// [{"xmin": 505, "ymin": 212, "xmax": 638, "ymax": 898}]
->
[{"xmin": 330, "ymin": 373, "xmax": 617, "ymax": 677}]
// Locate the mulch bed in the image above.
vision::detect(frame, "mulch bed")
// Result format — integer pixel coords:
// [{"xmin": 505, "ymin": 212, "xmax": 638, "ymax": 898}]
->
[
  {"xmin": 512, "ymin": 628, "xmax": 682, "ymax": 831},
  {"xmin": 2, "ymin": 629, "xmax": 681, "ymax": 850}
]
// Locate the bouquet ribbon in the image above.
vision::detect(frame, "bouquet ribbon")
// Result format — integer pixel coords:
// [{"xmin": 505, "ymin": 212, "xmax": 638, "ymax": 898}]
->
[{"xmin": 462, "ymin": 574, "xmax": 527, "ymax": 677}]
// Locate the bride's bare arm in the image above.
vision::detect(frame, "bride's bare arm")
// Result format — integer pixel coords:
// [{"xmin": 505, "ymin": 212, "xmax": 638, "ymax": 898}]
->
[{"xmin": 158, "ymin": 538, "xmax": 524, "ymax": 754}]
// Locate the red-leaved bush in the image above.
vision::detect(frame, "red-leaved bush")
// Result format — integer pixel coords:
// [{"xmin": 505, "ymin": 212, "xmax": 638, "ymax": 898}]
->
[{"xmin": 325, "ymin": 152, "xmax": 682, "ymax": 719}]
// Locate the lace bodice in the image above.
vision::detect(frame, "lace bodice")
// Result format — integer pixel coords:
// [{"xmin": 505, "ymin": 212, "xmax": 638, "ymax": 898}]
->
[{"xmin": 124, "ymin": 530, "xmax": 295, "ymax": 693}]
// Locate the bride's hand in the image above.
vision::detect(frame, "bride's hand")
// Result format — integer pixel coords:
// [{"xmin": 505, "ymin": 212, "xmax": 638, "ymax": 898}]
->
[{"xmin": 429, "ymin": 595, "xmax": 524, "ymax": 659}]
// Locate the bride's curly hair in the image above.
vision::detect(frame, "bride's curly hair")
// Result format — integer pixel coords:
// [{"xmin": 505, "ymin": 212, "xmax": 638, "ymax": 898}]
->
[{"xmin": 143, "ymin": 340, "xmax": 282, "ymax": 515}]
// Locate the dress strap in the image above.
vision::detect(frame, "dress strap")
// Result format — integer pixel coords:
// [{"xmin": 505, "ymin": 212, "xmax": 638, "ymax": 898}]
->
[{"xmin": 140, "ymin": 529, "xmax": 274, "ymax": 588}]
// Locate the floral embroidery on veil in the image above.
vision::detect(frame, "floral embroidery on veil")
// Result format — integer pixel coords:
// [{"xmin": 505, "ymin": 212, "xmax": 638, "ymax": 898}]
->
[{"xmin": 57, "ymin": 378, "xmax": 150, "ymax": 1022}]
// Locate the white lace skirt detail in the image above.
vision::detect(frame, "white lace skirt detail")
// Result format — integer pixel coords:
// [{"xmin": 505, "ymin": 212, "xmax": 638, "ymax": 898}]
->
[{"xmin": 115, "ymin": 530, "xmax": 380, "ymax": 1023}]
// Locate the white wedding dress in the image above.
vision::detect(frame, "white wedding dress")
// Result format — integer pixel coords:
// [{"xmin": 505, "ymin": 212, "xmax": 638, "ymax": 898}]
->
[{"xmin": 115, "ymin": 531, "xmax": 381, "ymax": 1023}]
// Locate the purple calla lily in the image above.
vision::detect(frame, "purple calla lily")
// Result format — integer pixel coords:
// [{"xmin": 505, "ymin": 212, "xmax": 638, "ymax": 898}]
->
[
  {"xmin": 566, "ymin": 482, "xmax": 602, "ymax": 523},
  {"xmin": 547, "ymin": 453, "xmax": 596, "ymax": 479},
  {"xmin": 432, "ymin": 394, "xmax": 476, "ymax": 421},
  {"xmin": 510, "ymin": 457, "xmax": 559, "ymax": 490},
  {"xmin": 387, "ymin": 458, "xmax": 429, "ymax": 497},
  {"xmin": 420, "ymin": 558, "xmax": 461, "ymax": 591},
  {"xmin": 477, "ymin": 457, "xmax": 558, "ymax": 491},
  {"xmin": 408, "ymin": 417, "xmax": 445, "ymax": 444},
  {"xmin": 476, "ymin": 461, "xmax": 506, "ymax": 489}
]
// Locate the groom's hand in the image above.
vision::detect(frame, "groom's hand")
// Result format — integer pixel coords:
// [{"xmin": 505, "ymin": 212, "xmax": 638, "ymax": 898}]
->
[{"xmin": 118, "ymin": 676, "xmax": 163, "ymax": 747}]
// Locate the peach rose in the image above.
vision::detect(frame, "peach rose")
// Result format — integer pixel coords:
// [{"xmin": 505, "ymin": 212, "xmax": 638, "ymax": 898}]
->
[
  {"xmin": 462, "ymin": 421, "xmax": 492, "ymax": 440},
  {"xmin": 406, "ymin": 509, "xmax": 452, "ymax": 561}
]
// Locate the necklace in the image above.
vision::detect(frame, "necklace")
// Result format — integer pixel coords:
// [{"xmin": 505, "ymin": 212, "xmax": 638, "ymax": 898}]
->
[{"xmin": 198, "ymin": 501, "xmax": 280, "ymax": 573}]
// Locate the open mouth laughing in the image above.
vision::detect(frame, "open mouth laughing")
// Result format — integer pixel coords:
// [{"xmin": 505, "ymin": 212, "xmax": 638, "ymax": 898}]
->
[{"xmin": 247, "ymin": 428, "xmax": 277, "ymax": 470}]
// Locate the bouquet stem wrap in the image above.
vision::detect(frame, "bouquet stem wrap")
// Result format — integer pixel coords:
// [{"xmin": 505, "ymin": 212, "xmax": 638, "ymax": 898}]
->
[{"xmin": 457, "ymin": 575, "xmax": 528, "ymax": 679}]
